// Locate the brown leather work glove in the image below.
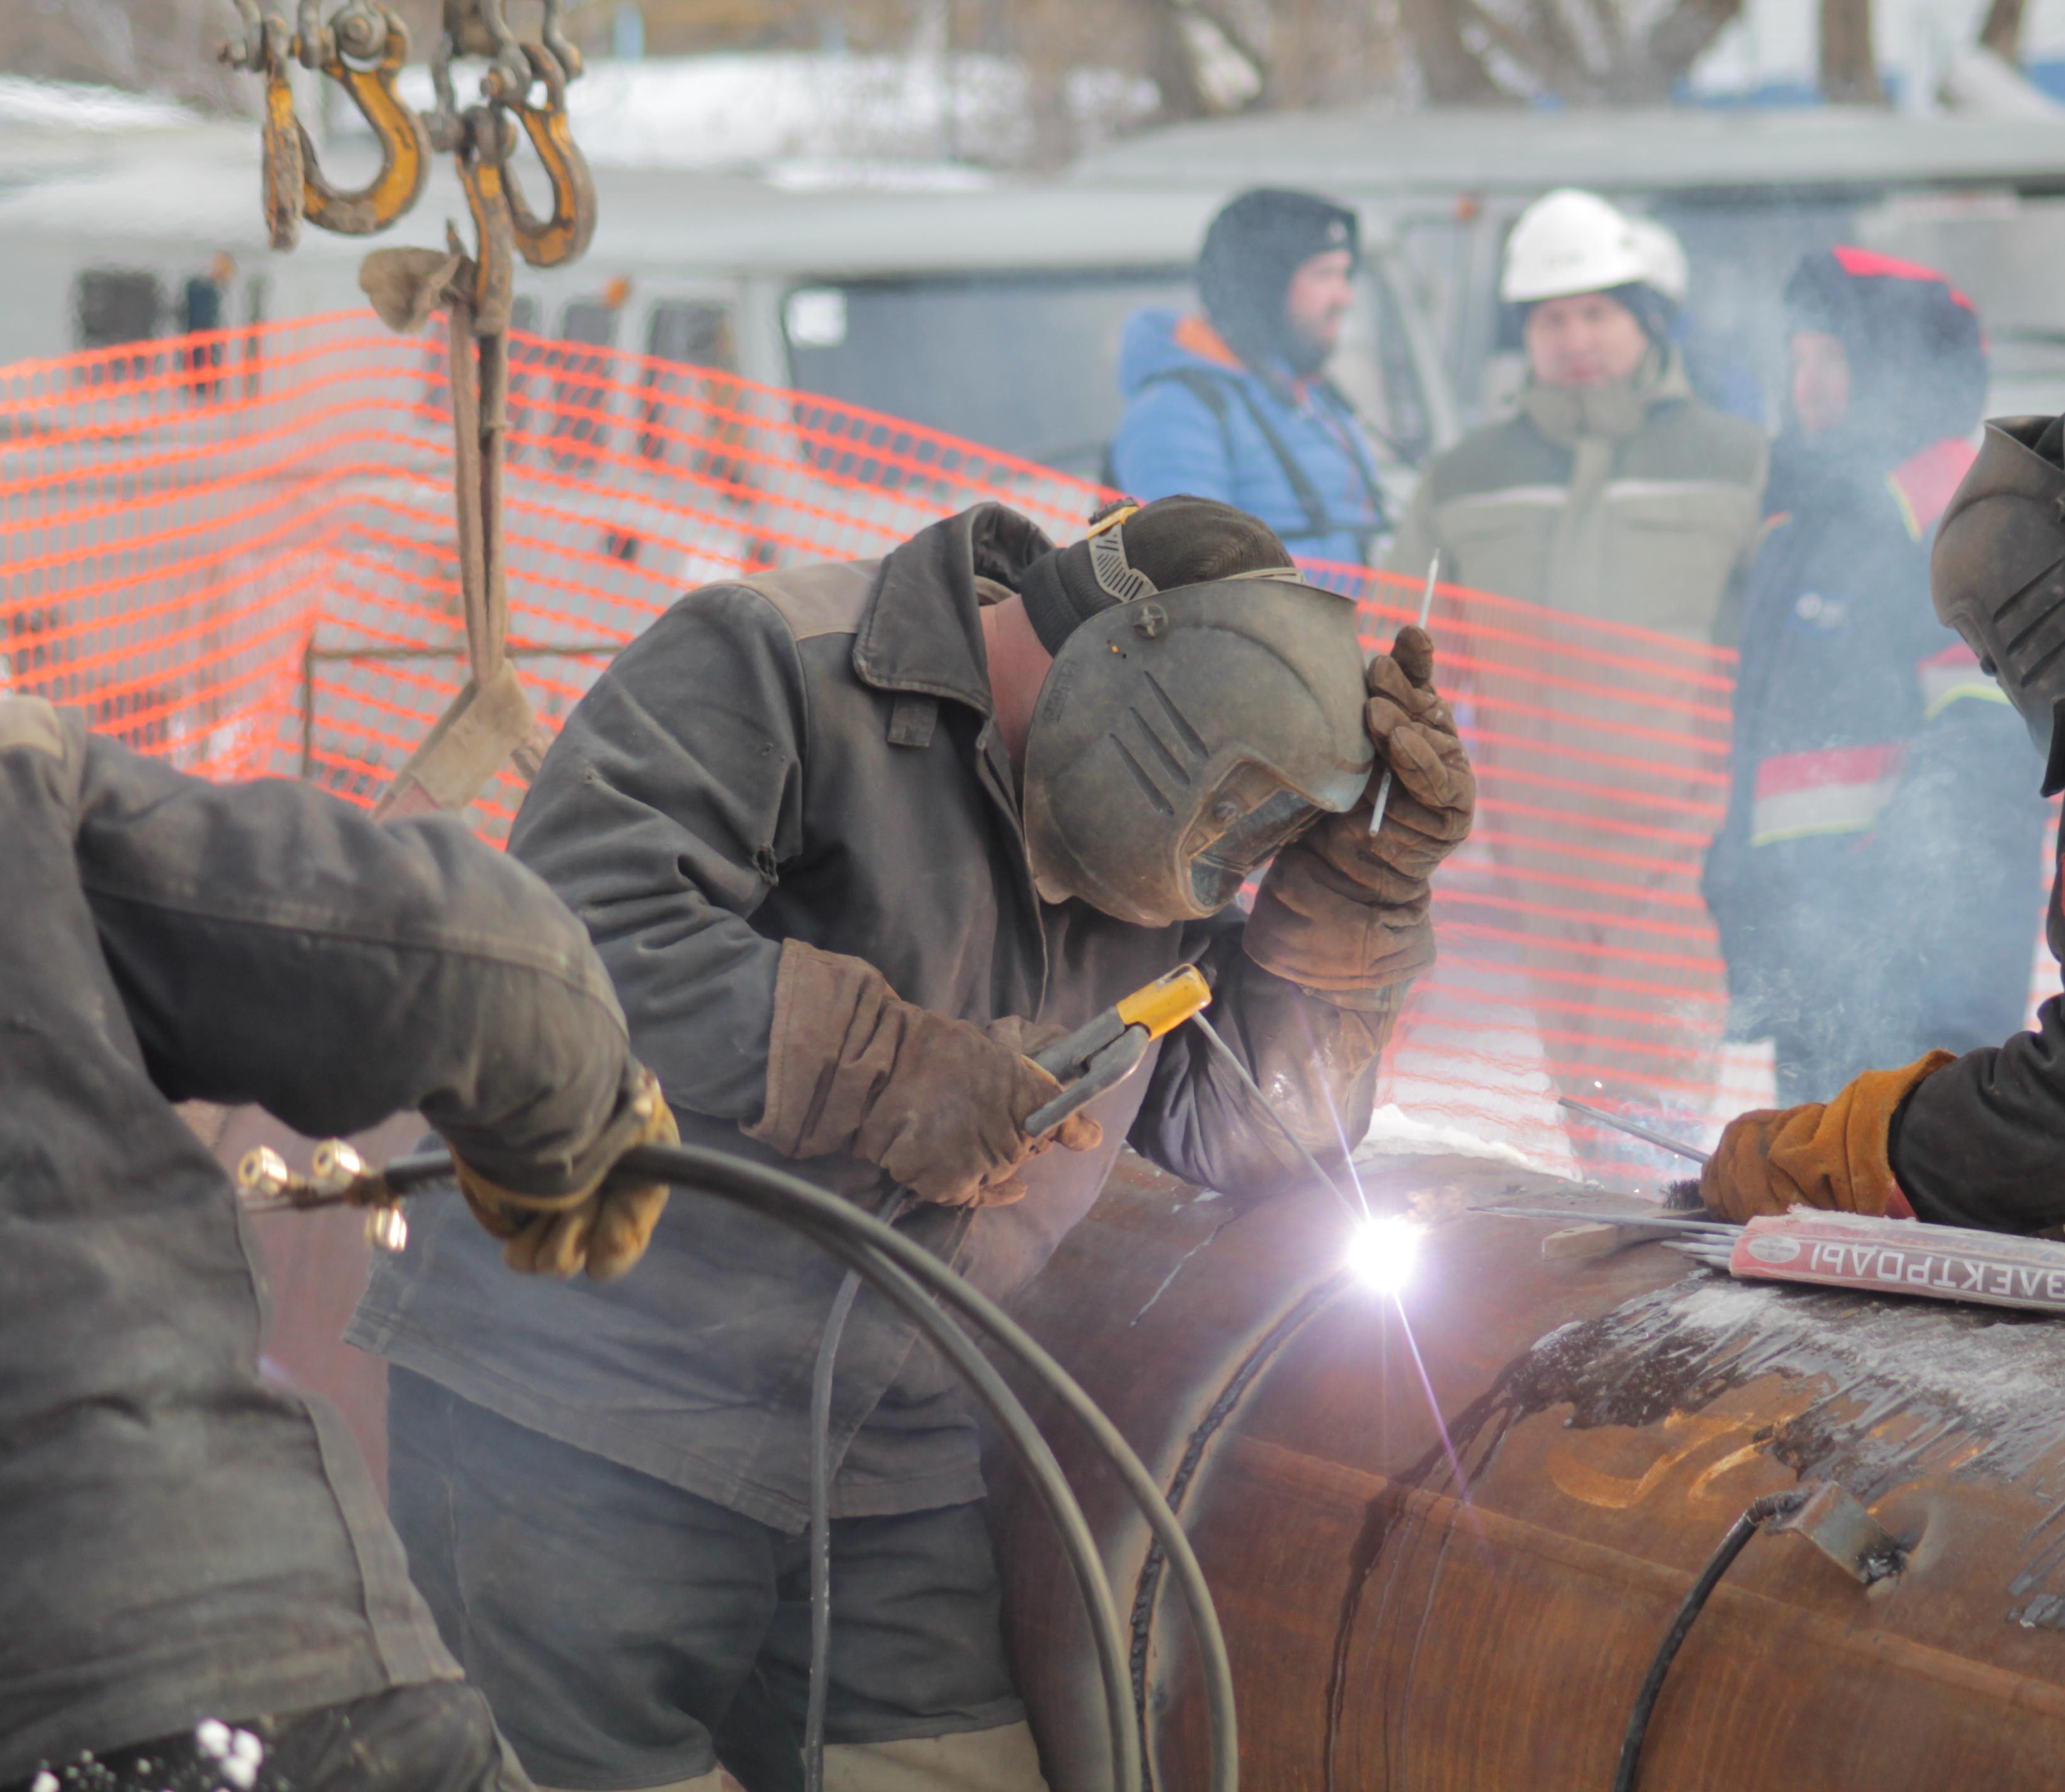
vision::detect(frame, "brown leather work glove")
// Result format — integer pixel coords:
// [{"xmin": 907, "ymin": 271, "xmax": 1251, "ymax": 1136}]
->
[
  {"xmin": 1245, "ymin": 624, "xmax": 1475, "ymax": 996},
  {"xmin": 744, "ymin": 941, "xmax": 1104, "ymax": 1208},
  {"xmin": 454, "ymin": 1067, "xmax": 679, "ymax": 1280},
  {"xmin": 1699, "ymin": 1051, "xmax": 1954, "ymax": 1223}
]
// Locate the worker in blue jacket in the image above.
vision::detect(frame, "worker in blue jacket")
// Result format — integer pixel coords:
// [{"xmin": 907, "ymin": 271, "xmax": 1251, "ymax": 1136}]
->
[
  {"xmin": 1110, "ymin": 188, "xmax": 1389, "ymax": 566},
  {"xmin": 1704, "ymin": 247, "xmax": 2047, "ymax": 1106}
]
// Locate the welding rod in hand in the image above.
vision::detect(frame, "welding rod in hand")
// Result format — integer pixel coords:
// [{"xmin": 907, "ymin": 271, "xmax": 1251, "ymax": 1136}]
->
[
  {"xmin": 1557, "ymin": 1095, "xmax": 1711, "ymax": 1165},
  {"xmin": 1022, "ymin": 965, "xmax": 1214, "ymax": 1138},
  {"xmin": 1367, "ymin": 552, "xmax": 1440, "ymax": 837}
]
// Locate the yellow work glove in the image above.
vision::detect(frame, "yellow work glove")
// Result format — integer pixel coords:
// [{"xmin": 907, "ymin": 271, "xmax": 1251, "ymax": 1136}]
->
[
  {"xmin": 1699, "ymin": 1051, "xmax": 1954, "ymax": 1223},
  {"xmin": 454, "ymin": 1068, "xmax": 679, "ymax": 1280}
]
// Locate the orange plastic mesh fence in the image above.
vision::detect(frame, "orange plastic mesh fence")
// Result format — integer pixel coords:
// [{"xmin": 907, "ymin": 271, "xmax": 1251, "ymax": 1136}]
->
[{"xmin": 2, "ymin": 314, "xmax": 2049, "ymax": 1184}]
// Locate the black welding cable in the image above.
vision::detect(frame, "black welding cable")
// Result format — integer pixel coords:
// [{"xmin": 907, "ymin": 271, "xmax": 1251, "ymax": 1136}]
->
[
  {"xmin": 803, "ymin": 1192, "xmax": 907, "ymax": 1792},
  {"xmin": 1612, "ymin": 1490, "xmax": 1805, "ymax": 1792},
  {"xmin": 622, "ymin": 1143, "xmax": 1231, "ymax": 1792},
  {"xmin": 377, "ymin": 1141, "xmax": 1232, "ymax": 1792},
  {"xmin": 758, "ymin": 1197, "xmax": 1141, "ymax": 1792}
]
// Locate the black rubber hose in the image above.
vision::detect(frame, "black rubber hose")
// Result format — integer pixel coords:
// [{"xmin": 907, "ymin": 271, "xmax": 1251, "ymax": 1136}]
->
[
  {"xmin": 1613, "ymin": 1490, "xmax": 1804, "ymax": 1792},
  {"xmin": 383, "ymin": 1140, "xmax": 1234, "ymax": 1792},
  {"xmin": 760, "ymin": 1199, "xmax": 1141, "ymax": 1792},
  {"xmin": 803, "ymin": 1188, "xmax": 905, "ymax": 1792},
  {"xmin": 802, "ymin": 1268, "xmax": 862, "ymax": 1792}
]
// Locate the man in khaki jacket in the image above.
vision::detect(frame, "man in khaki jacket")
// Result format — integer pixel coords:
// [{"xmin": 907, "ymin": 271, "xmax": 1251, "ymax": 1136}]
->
[
  {"xmin": 1389, "ymin": 189, "xmax": 1767, "ymax": 1176},
  {"xmin": 1390, "ymin": 189, "xmax": 1765, "ymax": 641}
]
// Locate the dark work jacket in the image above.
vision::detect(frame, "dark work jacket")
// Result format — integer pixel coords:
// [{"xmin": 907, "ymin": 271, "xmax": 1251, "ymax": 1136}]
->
[
  {"xmin": 352, "ymin": 504, "xmax": 1396, "ymax": 1531},
  {"xmin": 0, "ymin": 697, "xmax": 638, "ymax": 1781},
  {"xmin": 1897, "ymin": 854, "xmax": 2065, "ymax": 1233},
  {"xmin": 1705, "ymin": 435, "xmax": 2047, "ymax": 1065}
]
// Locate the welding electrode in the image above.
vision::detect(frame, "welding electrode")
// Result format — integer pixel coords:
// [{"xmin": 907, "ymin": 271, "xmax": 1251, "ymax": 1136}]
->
[{"xmin": 1367, "ymin": 551, "xmax": 1439, "ymax": 837}]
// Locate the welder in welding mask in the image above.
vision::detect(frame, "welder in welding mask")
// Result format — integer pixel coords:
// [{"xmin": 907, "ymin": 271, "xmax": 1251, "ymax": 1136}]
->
[
  {"xmin": 351, "ymin": 493, "xmax": 1474, "ymax": 1792},
  {"xmin": 1701, "ymin": 414, "xmax": 2065, "ymax": 1234}
]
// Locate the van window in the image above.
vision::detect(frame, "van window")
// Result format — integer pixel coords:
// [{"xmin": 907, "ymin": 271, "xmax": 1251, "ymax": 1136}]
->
[
  {"xmin": 75, "ymin": 269, "xmax": 163, "ymax": 349},
  {"xmin": 780, "ymin": 270, "xmax": 1191, "ymax": 481},
  {"xmin": 640, "ymin": 301, "xmax": 741, "ymax": 472},
  {"xmin": 552, "ymin": 298, "xmax": 618, "ymax": 468}
]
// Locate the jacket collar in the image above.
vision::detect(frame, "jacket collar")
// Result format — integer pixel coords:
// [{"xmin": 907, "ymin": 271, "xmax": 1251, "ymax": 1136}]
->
[
  {"xmin": 1519, "ymin": 346, "xmax": 1692, "ymax": 446},
  {"xmin": 1173, "ymin": 311, "xmax": 1310, "ymax": 404},
  {"xmin": 852, "ymin": 503, "xmax": 1056, "ymax": 714}
]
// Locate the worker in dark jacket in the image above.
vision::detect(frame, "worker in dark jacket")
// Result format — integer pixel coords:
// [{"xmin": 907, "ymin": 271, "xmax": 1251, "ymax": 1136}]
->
[
  {"xmin": 1700, "ymin": 412, "xmax": 2065, "ymax": 1231},
  {"xmin": 351, "ymin": 496, "xmax": 1475, "ymax": 1790},
  {"xmin": 0, "ymin": 695, "xmax": 674, "ymax": 1792},
  {"xmin": 1111, "ymin": 188, "xmax": 1390, "ymax": 564},
  {"xmin": 1704, "ymin": 247, "xmax": 2045, "ymax": 1105}
]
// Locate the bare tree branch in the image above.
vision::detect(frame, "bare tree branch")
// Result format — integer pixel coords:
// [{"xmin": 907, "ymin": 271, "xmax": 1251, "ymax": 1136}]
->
[
  {"xmin": 1645, "ymin": 0, "xmax": 1742, "ymax": 75},
  {"xmin": 1521, "ymin": 0, "xmax": 1599, "ymax": 99},
  {"xmin": 1397, "ymin": 0, "xmax": 1516, "ymax": 103},
  {"xmin": 1820, "ymin": 0, "xmax": 1885, "ymax": 103},
  {"xmin": 1980, "ymin": 0, "xmax": 2030, "ymax": 62}
]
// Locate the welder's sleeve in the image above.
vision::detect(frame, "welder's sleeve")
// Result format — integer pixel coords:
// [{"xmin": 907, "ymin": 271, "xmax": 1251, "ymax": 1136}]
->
[
  {"xmin": 72, "ymin": 732, "xmax": 641, "ymax": 1197},
  {"xmin": 1891, "ymin": 988, "xmax": 2065, "ymax": 1233},
  {"xmin": 1126, "ymin": 922, "xmax": 1398, "ymax": 1202},
  {"xmin": 505, "ymin": 583, "xmax": 805, "ymax": 1123}
]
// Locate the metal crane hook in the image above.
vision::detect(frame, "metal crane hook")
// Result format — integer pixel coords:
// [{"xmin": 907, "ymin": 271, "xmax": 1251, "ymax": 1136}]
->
[
  {"xmin": 502, "ymin": 42, "xmax": 596, "ymax": 268},
  {"xmin": 222, "ymin": 0, "xmax": 428, "ymax": 248}
]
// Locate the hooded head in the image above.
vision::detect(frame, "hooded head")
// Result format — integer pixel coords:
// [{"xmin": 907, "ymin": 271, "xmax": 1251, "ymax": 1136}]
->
[
  {"xmin": 1197, "ymin": 188, "xmax": 1361, "ymax": 380},
  {"xmin": 1784, "ymin": 247, "xmax": 1988, "ymax": 466},
  {"xmin": 1015, "ymin": 496, "xmax": 1372, "ymax": 926}
]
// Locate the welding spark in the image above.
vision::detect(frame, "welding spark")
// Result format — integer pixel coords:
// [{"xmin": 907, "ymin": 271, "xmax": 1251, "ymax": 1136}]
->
[{"xmin": 1345, "ymin": 1215, "xmax": 1421, "ymax": 1295}]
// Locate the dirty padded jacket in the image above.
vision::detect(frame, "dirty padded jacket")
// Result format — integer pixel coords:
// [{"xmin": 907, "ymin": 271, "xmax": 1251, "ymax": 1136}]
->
[
  {"xmin": 1387, "ymin": 350, "xmax": 1767, "ymax": 645},
  {"xmin": 350, "ymin": 503, "xmax": 1399, "ymax": 1532},
  {"xmin": 0, "ymin": 697, "xmax": 640, "ymax": 1783}
]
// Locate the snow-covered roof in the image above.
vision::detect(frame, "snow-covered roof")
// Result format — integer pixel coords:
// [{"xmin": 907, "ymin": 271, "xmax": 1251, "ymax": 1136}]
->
[
  {"xmin": 1073, "ymin": 103, "xmax": 2065, "ymax": 201},
  {"xmin": 359, "ymin": 53, "xmax": 1153, "ymax": 175},
  {"xmin": 0, "ymin": 76, "xmax": 197, "ymax": 133}
]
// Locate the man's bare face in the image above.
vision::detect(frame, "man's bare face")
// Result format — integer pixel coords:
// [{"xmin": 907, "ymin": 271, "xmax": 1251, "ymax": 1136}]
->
[
  {"xmin": 1523, "ymin": 291, "xmax": 1651, "ymax": 388},
  {"xmin": 1789, "ymin": 329, "xmax": 1852, "ymax": 437},
  {"xmin": 1282, "ymin": 249, "xmax": 1355, "ymax": 365}
]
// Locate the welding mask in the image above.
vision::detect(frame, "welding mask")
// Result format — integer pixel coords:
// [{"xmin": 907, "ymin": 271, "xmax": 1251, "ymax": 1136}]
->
[
  {"xmin": 1933, "ymin": 416, "xmax": 2065, "ymax": 792},
  {"xmin": 1020, "ymin": 570, "xmax": 1375, "ymax": 928}
]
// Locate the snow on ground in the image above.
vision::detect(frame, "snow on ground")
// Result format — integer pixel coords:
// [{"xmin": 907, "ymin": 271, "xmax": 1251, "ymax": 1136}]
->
[
  {"xmin": 348, "ymin": 53, "xmax": 1155, "ymax": 177},
  {"xmin": 0, "ymin": 76, "xmax": 196, "ymax": 132},
  {"xmin": 1356, "ymin": 1102, "xmax": 1542, "ymax": 1169}
]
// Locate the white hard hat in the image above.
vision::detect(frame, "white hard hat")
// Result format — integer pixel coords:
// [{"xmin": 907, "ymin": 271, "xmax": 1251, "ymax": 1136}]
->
[
  {"xmin": 1500, "ymin": 188, "xmax": 1652, "ymax": 305},
  {"xmin": 1627, "ymin": 216, "xmax": 1688, "ymax": 305}
]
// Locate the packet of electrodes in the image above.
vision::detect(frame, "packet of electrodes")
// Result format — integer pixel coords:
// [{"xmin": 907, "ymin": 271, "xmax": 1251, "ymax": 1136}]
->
[{"xmin": 1728, "ymin": 1211, "xmax": 2065, "ymax": 1313}]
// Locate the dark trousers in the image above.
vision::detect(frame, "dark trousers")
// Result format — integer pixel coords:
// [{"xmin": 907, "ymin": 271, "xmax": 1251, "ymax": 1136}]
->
[
  {"xmin": 386, "ymin": 1368, "xmax": 1025, "ymax": 1792},
  {"xmin": 3, "ymin": 1683, "xmax": 525, "ymax": 1792}
]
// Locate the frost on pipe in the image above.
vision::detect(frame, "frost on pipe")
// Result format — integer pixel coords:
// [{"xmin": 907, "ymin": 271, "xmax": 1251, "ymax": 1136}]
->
[{"xmin": 992, "ymin": 1146, "xmax": 2065, "ymax": 1791}]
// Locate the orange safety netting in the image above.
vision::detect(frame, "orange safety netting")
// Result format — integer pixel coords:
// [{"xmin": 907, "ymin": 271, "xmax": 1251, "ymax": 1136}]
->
[{"xmin": 0, "ymin": 314, "xmax": 2045, "ymax": 1184}]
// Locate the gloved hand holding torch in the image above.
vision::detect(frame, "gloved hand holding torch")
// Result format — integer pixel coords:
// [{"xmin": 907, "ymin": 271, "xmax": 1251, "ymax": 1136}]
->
[{"xmin": 746, "ymin": 941, "xmax": 1105, "ymax": 1209}]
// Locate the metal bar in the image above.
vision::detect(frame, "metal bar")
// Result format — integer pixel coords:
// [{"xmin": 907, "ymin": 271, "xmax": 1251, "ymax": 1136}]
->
[
  {"xmin": 1558, "ymin": 1095, "xmax": 1711, "ymax": 1165},
  {"xmin": 1367, "ymin": 552, "xmax": 1438, "ymax": 837},
  {"xmin": 1189, "ymin": 1011, "xmax": 1368, "ymax": 1220},
  {"xmin": 1472, "ymin": 1204, "xmax": 1731, "ymax": 1234},
  {"xmin": 303, "ymin": 641, "xmax": 622, "ymax": 663}
]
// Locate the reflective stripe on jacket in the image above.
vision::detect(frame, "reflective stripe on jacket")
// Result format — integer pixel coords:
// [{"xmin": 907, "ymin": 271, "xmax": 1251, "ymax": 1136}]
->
[{"xmin": 1705, "ymin": 434, "xmax": 2045, "ymax": 1056}]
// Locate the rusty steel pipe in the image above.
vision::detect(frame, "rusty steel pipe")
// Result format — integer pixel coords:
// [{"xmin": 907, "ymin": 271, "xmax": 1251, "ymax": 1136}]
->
[{"xmin": 988, "ymin": 1150, "xmax": 2065, "ymax": 1790}]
